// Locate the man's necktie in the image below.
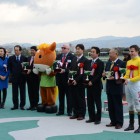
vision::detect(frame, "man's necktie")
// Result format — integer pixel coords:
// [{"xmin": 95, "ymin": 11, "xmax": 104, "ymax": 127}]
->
[
  {"xmin": 30, "ymin": 56, "xmax": 34, "ymax": 65},
  {"xmin": 91, "ymin": 60, "xmax": 94, "ymax": 66},
  {"xmin": 62, "ymin": 54, "xmax": 66, "ymax": 63},
  {"xmin": 77, "ymin": 57, "xmax": 80, "ymax": 62},
  {"xmin": 110, "ymin": 61, "xmax": 114, "ymax": 71},
  {"xmin": 16, "ymin": 56, "xmax": 19, "ymax": 61}
]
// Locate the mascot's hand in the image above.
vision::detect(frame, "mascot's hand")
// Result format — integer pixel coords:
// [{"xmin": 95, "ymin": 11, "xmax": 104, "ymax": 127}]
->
[
  {"xmin": 33, "ymin": 68, "xmax": 39, "ymax": 74},
  {"xmin": 46, "ymin": 68, "xmax": 51, "ymax": 75}
]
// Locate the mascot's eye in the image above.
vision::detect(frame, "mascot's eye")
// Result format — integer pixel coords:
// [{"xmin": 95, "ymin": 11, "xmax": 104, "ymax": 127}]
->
[{"xmin": 39, "ymin": 55, "xmax": 42, "ymax": 58}]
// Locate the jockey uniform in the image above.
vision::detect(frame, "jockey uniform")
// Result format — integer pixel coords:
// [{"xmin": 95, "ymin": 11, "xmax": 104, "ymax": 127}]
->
[{"xmin": 124, "ymin": 56, "xmax": 140, "ymax": 133}]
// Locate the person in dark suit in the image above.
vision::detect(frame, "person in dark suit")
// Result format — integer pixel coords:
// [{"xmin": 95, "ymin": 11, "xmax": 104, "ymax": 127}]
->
[
  {"xmin": 86, "ymin": 47, "xmax": 104, "ymax": 124},
  {"xmin": 102, "ymin": 48, "xmax": 125, "ymax": 129},
  {"xmin": 56, "ymin": 44, "xmax": 75, "ymax": 116},
  {"xmin": 69, "ymin": 44, "xmax": 89, "ymax": 120},
  {"xmin": 26, "ymin": 46, "xmax": 40, "ymax": 111},
  {"xmin": 8, "ymin": 45, "xmax": 27, "ymax": 110}
]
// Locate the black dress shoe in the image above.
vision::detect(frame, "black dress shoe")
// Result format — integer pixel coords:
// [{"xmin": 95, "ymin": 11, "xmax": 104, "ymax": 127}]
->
[
  {"xmin": 106, "ymin": 123, "xmax": 115, "ymax": 127},
  {"xmin": 11, "ymin": 107, "xmax": 18, "ymax": 110},
  {"xmin": 20, "ymin": 107, "xmax": 25, "ymax": 110},
  {"xmin": 115, "ymin": 124, "xmax": 122, "ymax": 129},
  {"xmin": 94, "ymin": 121, "xmax": 101, "ymax": 125},
  {"xmin": 86, "ymin": 119, "xmax": 95, "ymax": 123},
  {"xmin": 70, "ymin": 115, "xmax": 78, "ymax": 119},
  {"xmin": 77, "ymin": 117, "xmax": 84, "ymax": 120},
  {"xmin": 27, "ymin": 107, "xmax": 32, "ymax": 110},
  {"xmin": 1, "ymin": 104, "xmax": 4, "ymax": 109},
  {"xmin": 31, "ymin": 107, "xmax": 37, "ymax": 111},
  {"xmin": 67, "ymin": 113, "xmax": 72, "ymax": 116},
  {"xmin": 56, "ymin": 112, "xmax": 64, "ymax": 116}
]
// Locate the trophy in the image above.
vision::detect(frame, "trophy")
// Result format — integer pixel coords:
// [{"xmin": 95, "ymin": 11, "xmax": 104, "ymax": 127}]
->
[
  {"xmin": 54, "ymin": 60, "xmax": 62, "ymax": 73},
  {"xmin": 22, "ymin": 62, "xmax": 29, "ymax": 73},
  {"xmin": 105, "ymin": 71, "xmax": 112, "ymax": 79},
  {"xmin": 119, "ymin": 68, "xmax": 126, "ymax": 79},
  {"xmin": 84, "ymin": 71, "xmax": 91, "ymax": 85},
  {"xmin": 68, "ymin": 71, "xmax": 77, "ymax": 84}
]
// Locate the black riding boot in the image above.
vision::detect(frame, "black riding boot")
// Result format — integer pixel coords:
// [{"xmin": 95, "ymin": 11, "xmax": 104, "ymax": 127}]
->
[
  {"xmin": 124, "ymin": 111, "xmax": 134, "ymax": 131},
  {"xmin": 134, "ymin": 113, "xmax": 140, "ymax": 133}
]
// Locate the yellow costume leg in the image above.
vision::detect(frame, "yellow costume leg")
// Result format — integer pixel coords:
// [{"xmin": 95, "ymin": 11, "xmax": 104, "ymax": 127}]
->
[{"xmin": 46, "ymin": 87, "xmax": 57, "ymax": 106}]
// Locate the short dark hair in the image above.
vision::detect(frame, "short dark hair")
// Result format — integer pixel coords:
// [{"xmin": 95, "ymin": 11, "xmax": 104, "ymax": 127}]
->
[
  {"xmin": 14, "ymin": 45, "xmax": 22, "ymax": 51},
  {"xmin": 0, "ymin": 47, "xmax": 6, "ymax": 57},
  {"xmin": 129, "ymin": 45, "xmax": 139, "ymax": 52},
  {"xmin": 75, "ymin": 44, "xmax": 85, "ymax": 50},
  {"xmin": 91, "ymin": 46, "xmax": 100, "ymax": 55},
  {"xmin": 30, "ymin": 46, "xmax": 37, "ymax": 51}
]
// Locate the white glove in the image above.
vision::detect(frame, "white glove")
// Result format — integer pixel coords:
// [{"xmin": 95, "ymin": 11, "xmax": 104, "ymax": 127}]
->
[
  {"xmin": 33, "ymin": 68, "xmax": 39, "ymax": 74},
  {"xmin": 46, "ymin": 68, "xmax": 51, "ymax": 75}
]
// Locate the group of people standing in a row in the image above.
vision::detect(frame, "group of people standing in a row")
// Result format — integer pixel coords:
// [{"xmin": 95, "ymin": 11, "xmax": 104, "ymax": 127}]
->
[
  {"xmin": 55, "ymin": 44, "xmax": 140, "ymax": 133},
  {"xmin": 0, "ymin": 44, "xmax": 140, "ymax": 133},
  {"xmin": 0, "ymin": 45, "xmax": 40, "ymax": 111}
]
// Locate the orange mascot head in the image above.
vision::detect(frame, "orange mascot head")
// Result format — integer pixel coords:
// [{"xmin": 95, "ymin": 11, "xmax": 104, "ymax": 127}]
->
[{"xmin": 33, "ymin": 42, "xmax": 56, "ymax": 74}]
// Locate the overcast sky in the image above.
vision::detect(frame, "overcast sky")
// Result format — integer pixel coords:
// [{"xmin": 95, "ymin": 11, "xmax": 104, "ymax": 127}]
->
[{"xmin": 0, "ymin": 0, "xmax": 140, "ymax": 45}]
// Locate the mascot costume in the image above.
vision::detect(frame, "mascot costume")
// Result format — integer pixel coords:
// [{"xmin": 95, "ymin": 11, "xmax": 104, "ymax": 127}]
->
[{"xmin": 33, "ymin": 42, "xmax": 58, "ymax": 113}]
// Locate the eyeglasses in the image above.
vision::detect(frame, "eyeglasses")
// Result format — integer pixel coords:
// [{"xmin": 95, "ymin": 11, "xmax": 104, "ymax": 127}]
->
[{"xmin": 61, "ymin": 47, "xmax": 67, "ymax": 50}]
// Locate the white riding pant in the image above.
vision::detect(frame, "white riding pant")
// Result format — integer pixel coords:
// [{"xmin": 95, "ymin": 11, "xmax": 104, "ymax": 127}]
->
[{"xmin": 125, "ymin": 81, "xmax": 140, "ymax": 112}]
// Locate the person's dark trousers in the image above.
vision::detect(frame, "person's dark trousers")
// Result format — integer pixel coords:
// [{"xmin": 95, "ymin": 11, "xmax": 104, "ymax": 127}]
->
[
  {"xmin": 58, "ymin": 84, "xmax": 72, "ymax": 114},
  {"xmin": 0, "ymin": 88, "xmax": 7, "ymax": 105},
  {"xmin": 27, "ymin": 76, "xmax": 39, "ymax": 108},
  {"xmin": 71, "ymin": 84, "xmax": 86, "ymax": 117},
  {"xmin": 107, "ymin": 92, "xmax": 123, "ymax": 126},
  {"xmin": 87, "ymin": 86, "xmax": 102, "ymax": 121},
  {"xmin": 12, "ymin": 80, "xmax": 26, "ymax": 108}
]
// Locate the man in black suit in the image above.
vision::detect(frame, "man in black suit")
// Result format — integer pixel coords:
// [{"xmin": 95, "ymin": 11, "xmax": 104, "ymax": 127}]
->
[
  {"xmin": 86, "ymin": 47, "xmax": 104, "ymax": 124},
  {"xmin": 102, "ymin": 48, "xmax": 125, "ymax": 129},
  {"xmin": 69, "ymin": 44, "xmax": 89, "ymax": 120},
  {"xmin": 56, "ymin": 44, "xmax": 75, "ymax": 116},
  {"xmin": 8, "ymin": 45, "xmax": 27, "ymax": 110},
  {"xmin": 26, "ymin": 46, "xmax": 40, "ymax": 111}
]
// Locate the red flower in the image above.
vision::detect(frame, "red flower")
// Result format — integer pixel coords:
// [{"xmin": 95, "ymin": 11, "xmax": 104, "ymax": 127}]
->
[
  {"xmin": 127, "ymin": 65, "xmax": 138, "ymax": 70},
  {"xmin": 92, "ymin": 63, "xmax": 97, "ymax": 69},
  {"xmin": 113, "ymin": 66, "xmax": 119, "ymax": 72},
  {"xmin": 79, "ymin": 63, "xmax": 84, "ymax": 68}
]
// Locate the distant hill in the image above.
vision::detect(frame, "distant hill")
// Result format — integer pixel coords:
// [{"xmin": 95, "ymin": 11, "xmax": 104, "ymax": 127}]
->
[
  {"xmin": 2, "ymin": 36, "xmax": 140, "ymax": 51},
  {"xmin": 2, "ymin": 43, "xmax": 34, "ymax": 50},
  {"xmin": 57, "ymin": 36, "xmax": 140, "ymax": 50}
]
